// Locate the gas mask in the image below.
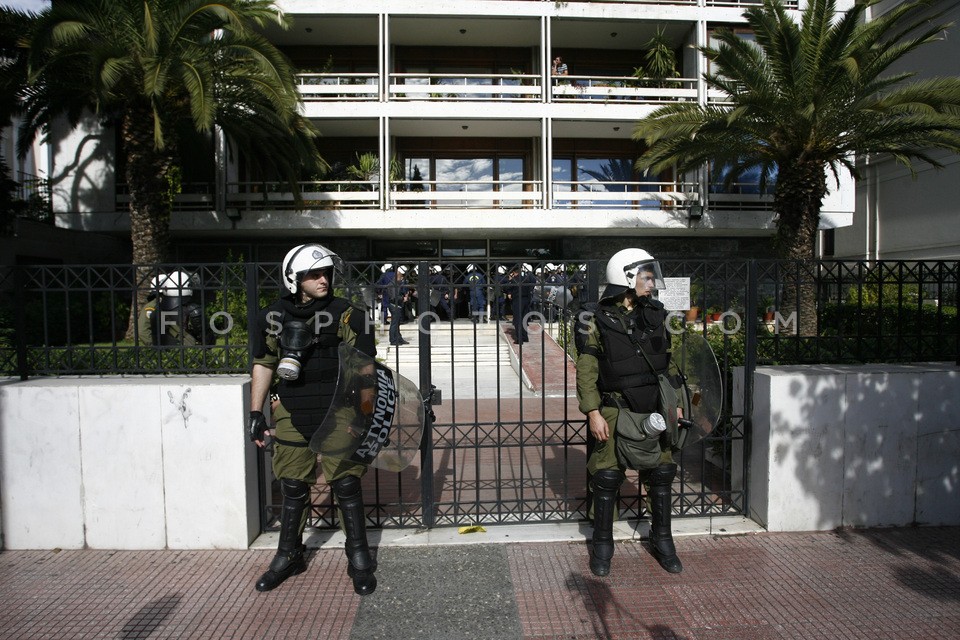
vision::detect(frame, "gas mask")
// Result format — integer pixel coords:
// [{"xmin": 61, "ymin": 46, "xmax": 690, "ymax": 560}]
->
[{"xmin": 277, "ymin": 320, "xmax": 315, "ymax": 380}]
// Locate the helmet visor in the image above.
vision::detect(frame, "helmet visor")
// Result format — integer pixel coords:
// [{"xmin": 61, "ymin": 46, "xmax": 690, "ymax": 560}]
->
[{"xmin": 623, "ymin": 259, "xmax": 664, "ymax": 291}]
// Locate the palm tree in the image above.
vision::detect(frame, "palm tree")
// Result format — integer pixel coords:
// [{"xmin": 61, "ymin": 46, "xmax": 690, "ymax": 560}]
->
[
  {"xmin": 634, "ymin": 0, "xmax": 960, "ymax": 265},
  {"xmin": 1, "ymin": 7, "xmax": 34, "ymax": 219},
  {"xmin": 19, "ymin": 0, "xmax": 322, "ymax": 268}
]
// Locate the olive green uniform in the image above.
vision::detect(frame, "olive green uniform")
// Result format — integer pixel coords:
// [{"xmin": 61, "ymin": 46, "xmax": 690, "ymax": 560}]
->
[
  {"xmin": 254, "ymin": 305, "xmax": 369, "ymax": 485},
  {"xmin": 576, "ymin": 301, "xmax": 676, "ymax": 479}
]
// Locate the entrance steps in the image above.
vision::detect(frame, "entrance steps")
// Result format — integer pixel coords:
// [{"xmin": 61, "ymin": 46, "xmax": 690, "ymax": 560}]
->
[{"xmin": 378, "ymin": 319, "xmax": 575, "ymax": 399}]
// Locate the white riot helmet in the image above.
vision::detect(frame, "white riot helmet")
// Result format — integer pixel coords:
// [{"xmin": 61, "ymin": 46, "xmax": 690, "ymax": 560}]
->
[
  {"xmin": 601, "ymin": 248, "xmax": 664, "ymax": 301},
  {"xmin": 397, "ymin": 265, "xmax": 408, "ymax": 276},
  {"xmin": 158, "ymin": 271, "xmax": 196, "ymax": 297},
  {"xmin": 466, "ymin": 263, "xmax": 476, "ymax": 272},
  {"xmin": 282, "ymin": 243, "xmax": 342, "ymax": 294},
  {"xmin": 521, "ymin": 263, "xmax": 533, "ymax": 274},
  {"xmin": 431, "ymin": 264, "xmax": 442, "ymax": 274},
  {"xmin": 380, "ymin": 263, "xmax": 393, "ymax": 273}
]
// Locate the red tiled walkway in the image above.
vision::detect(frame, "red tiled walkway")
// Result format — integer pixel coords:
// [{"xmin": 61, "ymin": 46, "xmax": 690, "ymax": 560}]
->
[{"xmin": 1, "ymin": 526, "xmax": 958, "ymax": 639}]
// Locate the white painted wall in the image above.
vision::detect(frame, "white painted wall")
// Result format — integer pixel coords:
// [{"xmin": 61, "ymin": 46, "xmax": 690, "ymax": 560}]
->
[
  {"xmin": 0, "ymin": 376, "xmax": 259, "ymax": 550},
  {"xmin": 743, "ymin": 364, "xmax": 960, "ymax": 532},
  {"xmin": 3, "ymin": 365, "xmax": 954, "ymax": 548}
]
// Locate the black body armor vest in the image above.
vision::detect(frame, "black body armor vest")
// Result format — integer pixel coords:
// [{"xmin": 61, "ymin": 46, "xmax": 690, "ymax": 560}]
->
[
  {"xmin": 592, "ymin": 302, "xmax": 671, "ymax": 413},
  {"xmin": 151, "ymin": 296, "xmax": 203, "ymax": 345},
  {"xmin": 265, "ymin": 296, "xmax": 351, "ymax": 440}
]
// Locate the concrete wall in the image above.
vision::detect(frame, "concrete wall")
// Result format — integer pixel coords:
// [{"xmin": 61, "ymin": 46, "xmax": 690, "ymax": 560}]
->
[
  {"xmin": 0, "ymin": 376, "xmax": 258, "ymax": 550},
  {"xmin": 742, "ymin": 364, "xmax": 960, "ymax": 532},
  {"xmin": 2, "ymin": 365, "xmax": 956, "ymax": 548}
]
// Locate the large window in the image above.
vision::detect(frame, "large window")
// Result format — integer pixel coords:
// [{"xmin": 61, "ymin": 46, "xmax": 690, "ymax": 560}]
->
[
  {"xmin": 399, "ymin": 149, "xmax": 530, "ymax": 207},
  {"xmin": 553, "ymin": 154, "xmax": 662, "ymax": 209}
]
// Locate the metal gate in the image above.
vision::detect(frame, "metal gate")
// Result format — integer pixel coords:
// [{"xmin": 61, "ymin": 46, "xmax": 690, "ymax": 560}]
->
[{"xmin": 266, "ymin": 259, "xmax": 750, "ymax": 530}]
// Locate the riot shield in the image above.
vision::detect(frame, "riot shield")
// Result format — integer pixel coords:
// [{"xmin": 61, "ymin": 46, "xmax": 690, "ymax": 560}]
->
[
  {"xmin": 361, "ymin": 285, "xmax": 376, "ymax": 311},
  {"xmin": 546, "ymin": 286, "xmax": 573, "ymax": 308},
  {"xmin": 669, "ymin": 332, "xmax": 723, "ymax": 449},
  {"xmin": 309, "ymin": 343, "xmax": 425, "ymax": 471}
]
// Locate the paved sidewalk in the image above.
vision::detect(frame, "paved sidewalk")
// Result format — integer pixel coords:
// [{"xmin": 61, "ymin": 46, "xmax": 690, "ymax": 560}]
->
[{"xmin": 2, "ymin": 524, "xmax": 958, "ymax": 639}]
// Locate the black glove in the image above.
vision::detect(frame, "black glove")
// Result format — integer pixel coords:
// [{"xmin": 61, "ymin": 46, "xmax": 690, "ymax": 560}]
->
[{"xmin": 248, "ymin": 410, "xmax": 269, "ymax": 442}]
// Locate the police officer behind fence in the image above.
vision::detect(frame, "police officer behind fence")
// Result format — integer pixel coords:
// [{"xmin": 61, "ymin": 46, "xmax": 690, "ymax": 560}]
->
[
  {"xmin": 248, "ymin": 243, "xmax": 379, "ymax": 595},
  {"xmin": 575, "ymin": 248, "xmax": 684, "ymax": 576},
  {"xmin": 137, "ymin": 271, "xmax": 203, "ymax": 346}
]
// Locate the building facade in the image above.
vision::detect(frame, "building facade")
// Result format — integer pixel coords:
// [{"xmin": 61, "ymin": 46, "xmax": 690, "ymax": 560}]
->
[
  {"xmin": 831, "ymin": 0, "xmax": 960, "ymax": 261},
  {"xmin": 42, "ymin": 0, "xmax": 860, "ymax": 263}
]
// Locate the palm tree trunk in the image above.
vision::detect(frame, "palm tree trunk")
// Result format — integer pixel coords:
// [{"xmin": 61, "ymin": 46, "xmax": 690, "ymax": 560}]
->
[
  {"xmin": 121, "ymin": 105, "xmax": 176, "ymax": 341},
  {"xmin": 773, "ymin": 161, "xmax": 827, "ymax": 337}
]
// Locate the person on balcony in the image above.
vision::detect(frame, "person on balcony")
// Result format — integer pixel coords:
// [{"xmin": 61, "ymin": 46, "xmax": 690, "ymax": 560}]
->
[
  {"xmin": 247, "ymin": 243, "xmax": 379, "ymax": 596},
  {"xmin": 552, "ymin": 56, "xmax": 569, "ymax": 83},
  {"xmin": 575, "ymin": 248, "xmax": 684, "ymax": 577}
]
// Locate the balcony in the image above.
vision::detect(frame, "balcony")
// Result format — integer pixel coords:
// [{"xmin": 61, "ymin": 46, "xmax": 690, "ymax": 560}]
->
[
  {"xmin": 551, "ymin": 76, "xmax": 698, "ymax": 103},
  {"xmin": 117, "ymin": 179, "xmax": 774, "ymax": 215},
  {"xmin": 389, "ymin": 179, "xmax": 543, "ymax": 209},
  {"xmin": 295, "ymin": 72, "xmax": 700, "ymax": 104},
  {"xmin": 552, "ymin": 180, "xmax": 696, "ymax": 209},
  {"xmin": 297, "ymin": 73, "xmax": 379, "ymax": 101},
  {"xmin": 388, "ymin": 73, "xmax": 541, "ymax": 102}
]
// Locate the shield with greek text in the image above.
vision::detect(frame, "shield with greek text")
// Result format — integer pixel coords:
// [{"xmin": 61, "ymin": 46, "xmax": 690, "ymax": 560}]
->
[{"xmin": 309, "ymin": 343, "xmax": 425, "ymax": 471}]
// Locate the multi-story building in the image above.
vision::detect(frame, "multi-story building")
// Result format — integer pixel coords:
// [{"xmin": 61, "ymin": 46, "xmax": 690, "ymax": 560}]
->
[
  {"xmin": 832, "ymin": 0, "xmax": 960, "ymax": 261},
  {"xmin": 39, "ymin": 1, "xmax": 860, "ymax": 263}
]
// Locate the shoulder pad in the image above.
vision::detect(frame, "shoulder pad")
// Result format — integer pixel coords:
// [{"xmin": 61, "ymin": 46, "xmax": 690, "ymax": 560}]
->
[{"xmin": 594, "ymin": 305, "xmax": 629, "ymax": 334}]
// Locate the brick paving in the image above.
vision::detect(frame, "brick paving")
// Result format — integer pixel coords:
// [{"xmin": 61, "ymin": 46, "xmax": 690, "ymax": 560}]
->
[{"xmin": 1, "ymin": 526, "xmax": 958, "ymax": 639}]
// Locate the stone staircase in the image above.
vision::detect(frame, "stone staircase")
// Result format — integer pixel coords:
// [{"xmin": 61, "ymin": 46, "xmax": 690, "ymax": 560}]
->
[{"xmin": 376, "ymin": 318, "xmax": 575, "ymax": 400}]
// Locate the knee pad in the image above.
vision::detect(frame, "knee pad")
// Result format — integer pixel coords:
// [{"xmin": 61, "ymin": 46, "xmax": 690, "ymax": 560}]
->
[
  {"xmin": 649, "ymin": 463, "xmax": 678, "ymax": 487},
  {"xmin": 280, "ymin": 478, "xmax": 310, "ymax": 501},
  {"xmin": 330, "ymin": 474, "xmax": 362, "ymax": 500},
  {"xmin": 592, "ymin": 469, "xmax": 625, "ymax": 492}
]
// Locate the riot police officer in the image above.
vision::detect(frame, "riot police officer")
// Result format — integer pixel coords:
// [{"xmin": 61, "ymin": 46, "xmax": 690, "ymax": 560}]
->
[
  {"xmin": 463, "ymin": 263, "xmax": 487, "ymax": 322},
  {"xmin": 378, "ymin": 264, "xmax": 410, "ymax": 345},
  {"xmin": 575, "ymin": 248, "xmax": 684, "ymax": 576},
  {"xmin": 248, "ymin": 243, "xmax": 379, "ymax": 595},
  {"xmin": 137, "ymin": 271, "xmax": 203, "ymax": 346},
  {"xmin": 504, "ymin": 263, "xmax": 535, "ymax": 343}
]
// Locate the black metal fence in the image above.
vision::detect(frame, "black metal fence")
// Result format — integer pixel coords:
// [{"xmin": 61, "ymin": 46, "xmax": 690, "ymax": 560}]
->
[{"xmin": 1, "ymin": 259, "xmax": 956, "ymax": 530}]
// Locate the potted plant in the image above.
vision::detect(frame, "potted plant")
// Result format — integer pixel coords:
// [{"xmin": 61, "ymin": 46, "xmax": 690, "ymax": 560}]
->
[
  {"xmin": 686, "ymin": 282, "xmax": 703, "ymax": 322},
  {"xmin": 759, "ymin": 294, "xmax": 776, "ymax": 322},
  {"xmin": 632, "ymin": 27, "xmax": 680, "ymax": 89}
]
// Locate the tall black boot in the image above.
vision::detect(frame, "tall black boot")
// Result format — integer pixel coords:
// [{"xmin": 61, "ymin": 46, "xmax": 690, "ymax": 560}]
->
[
  {"xmin": 589, "ymin": 469, "xmax": 624, "ymax": 577},
  {"xmin": 331, "ymin": 475, "xmax": 377, "ymax": 596},
  {"xmin": 256, "ymin": 479, "xmax": 309, "ymax": 592},
  {"xmin": 648, "ymin": 463, "xmax": 683, "ymax": 574}
]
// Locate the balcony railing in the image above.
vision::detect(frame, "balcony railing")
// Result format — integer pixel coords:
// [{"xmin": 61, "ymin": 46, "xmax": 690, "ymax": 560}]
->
[
  {"xmin": 552, "ymin": 76, "xmax": 698, "ymax": 103},
  {"xmin": 297, "ymin": 72, "xmax": 700, "ymax": 104},
  {"xmin": 389, "ymin": 179, "xmax": 543, "ymax": 209},
  {"xmin": 388, "ymin": 73, "xmax": 542, "ymax": 101},
  {"xmin": 114, "ymin": 180, "xmax": 781, "ymax": 214},
  {"xmin": 296, "ymin": 73, "xmax": 379, "ymax": 101},
  {"xmin": 552, "ymin": 181, "xmax": 696, "ymax": 209},
  {"xmin": 116, "ymin": 182, "xmax": 215, "ymax": 212},
  {"xmin": 226, "ymin": 181, "xmax": 381, "ymax": 210}
]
